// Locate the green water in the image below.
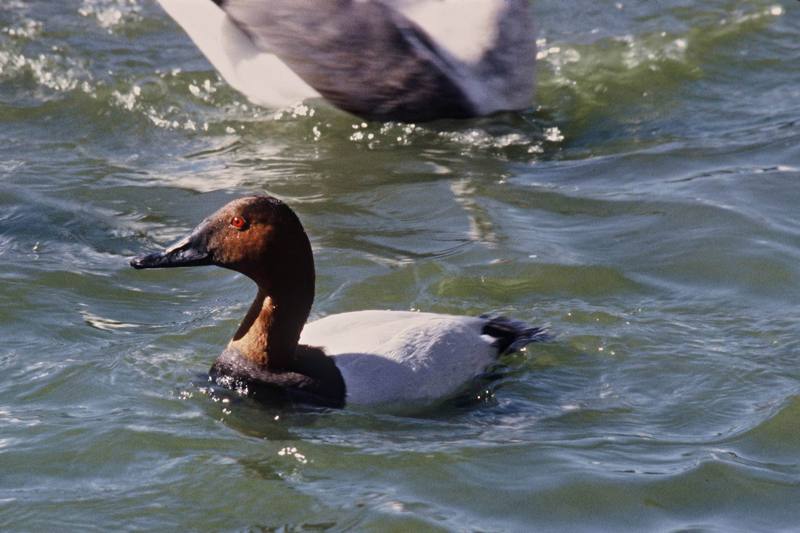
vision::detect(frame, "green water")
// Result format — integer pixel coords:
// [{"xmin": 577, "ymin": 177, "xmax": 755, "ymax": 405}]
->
[{"xmin": 1, "ymin": 1, "xmax": 799, "ymax": 531}]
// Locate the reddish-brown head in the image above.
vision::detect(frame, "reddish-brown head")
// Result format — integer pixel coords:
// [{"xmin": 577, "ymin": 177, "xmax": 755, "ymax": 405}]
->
[{"xmin": 131, "ymin": 195, "xmax": 315, "ymax": 308}]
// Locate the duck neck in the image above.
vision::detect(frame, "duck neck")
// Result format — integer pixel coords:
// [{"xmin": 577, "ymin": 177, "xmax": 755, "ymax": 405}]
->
[{"xmin": 226, "ymin": 283, "xmax": 312, "ymax": 371}]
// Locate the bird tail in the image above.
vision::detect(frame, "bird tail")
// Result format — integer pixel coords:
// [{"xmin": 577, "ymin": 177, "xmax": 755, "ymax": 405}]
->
[{"xmin": 481, "ymin": 315, "xmax": 550, "ymax": 355}]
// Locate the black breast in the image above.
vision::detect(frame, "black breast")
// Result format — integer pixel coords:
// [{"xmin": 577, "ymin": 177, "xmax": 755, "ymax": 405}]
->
[{"xmin": 210, "ymin": 346, "xmax": 346, "ymax": 408}]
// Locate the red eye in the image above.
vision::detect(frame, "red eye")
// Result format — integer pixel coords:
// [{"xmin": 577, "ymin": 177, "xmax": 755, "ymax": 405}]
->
[{"xmin": 230, "ymin": 216, "xmax": 247, "ymax": 230}]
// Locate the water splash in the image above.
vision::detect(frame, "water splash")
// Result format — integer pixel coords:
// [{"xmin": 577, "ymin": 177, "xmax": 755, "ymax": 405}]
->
[
  {"xmin": 78, "ymin": 0, "xmax": 142, "ymax": 32},
  {"xmin": 2, "ymin": 19, "xmax": 42, "ymax": 40},
  {"xmin": 0, "ymin": 48, "xmax": 91, "ymax": 94}
]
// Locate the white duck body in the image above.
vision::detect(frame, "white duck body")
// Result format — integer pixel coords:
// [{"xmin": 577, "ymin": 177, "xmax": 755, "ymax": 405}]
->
[
  {"xmin": 299, "ymin": 310, "xmax": 497, "ymax": 406},
  {"xmin": 155, "ymin": 0, "xmax": 535, "ymax": 120}
]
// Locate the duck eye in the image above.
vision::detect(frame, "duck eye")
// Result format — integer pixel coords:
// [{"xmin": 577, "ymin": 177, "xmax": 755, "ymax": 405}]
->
[{"xmin": 230, "ymin": 216, "xmax": 247, "ymax": 230}]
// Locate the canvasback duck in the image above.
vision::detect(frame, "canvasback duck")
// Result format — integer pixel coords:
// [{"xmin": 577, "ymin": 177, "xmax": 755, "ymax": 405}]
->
[
  {"xmin": 131, "ymin": 196, "xmax": 547, "ymax": 407},
  {"xmin": 155, "ymin": 0, "xmax": 536, "ymax": 122}
]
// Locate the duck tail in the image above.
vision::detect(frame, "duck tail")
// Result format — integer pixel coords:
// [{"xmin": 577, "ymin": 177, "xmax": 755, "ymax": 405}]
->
[{"xmin": 481, "ymin": 315, "xmax": 550, "ymax": 355}]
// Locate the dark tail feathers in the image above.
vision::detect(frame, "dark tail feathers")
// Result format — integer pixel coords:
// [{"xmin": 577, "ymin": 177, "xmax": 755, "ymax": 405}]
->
[{"xmin": 481, "ymin": 315, "xmax": 550, "ymax": 355}]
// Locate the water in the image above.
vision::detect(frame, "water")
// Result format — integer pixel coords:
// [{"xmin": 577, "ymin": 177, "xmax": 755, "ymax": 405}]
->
[{"xmin": 1, "ymin": 0, "xmax": 799, "ymax": 530}]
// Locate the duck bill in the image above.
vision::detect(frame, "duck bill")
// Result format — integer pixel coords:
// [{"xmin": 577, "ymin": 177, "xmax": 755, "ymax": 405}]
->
[{"xmin": 130, "ymin": 224, "xmax": 213, "ymax": 270}]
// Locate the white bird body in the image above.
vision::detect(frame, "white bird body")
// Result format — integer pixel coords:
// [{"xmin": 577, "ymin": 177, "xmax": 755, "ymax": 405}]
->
[
  {"xmin": 300, "ymin": 310, "xmax": 497, "ymax": 405},
  {"xmin": 397, "ymin": 0, "xmax": 507, "ymax": 66}
]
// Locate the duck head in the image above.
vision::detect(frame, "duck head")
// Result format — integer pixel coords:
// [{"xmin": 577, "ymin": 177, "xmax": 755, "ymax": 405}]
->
[
  {"xmin": 131, "ymin": 196, "xmax": 315, "ymax": 369},
  {"xmin": 132, "ymin": 196, "xmax": 314, "ymax": 288}
]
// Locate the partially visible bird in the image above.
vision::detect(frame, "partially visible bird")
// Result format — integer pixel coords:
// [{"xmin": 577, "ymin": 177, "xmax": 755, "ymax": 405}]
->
[{"xmin": 155, "ymin": 0, "xmax": 536, "ymax": 122}]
